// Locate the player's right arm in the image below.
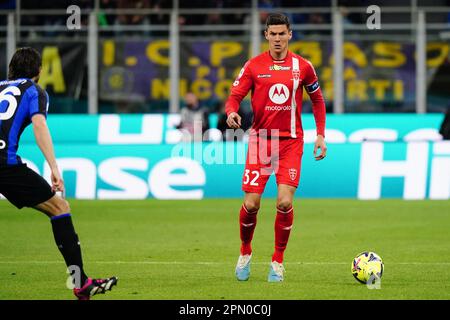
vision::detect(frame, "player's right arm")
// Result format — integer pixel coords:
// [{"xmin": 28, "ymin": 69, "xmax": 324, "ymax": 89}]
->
[{"xmin": 225, "ymin": 61, "xmax": 253, "ymax": 129}]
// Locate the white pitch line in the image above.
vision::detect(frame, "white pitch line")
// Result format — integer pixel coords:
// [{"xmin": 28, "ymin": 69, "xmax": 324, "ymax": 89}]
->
[
  {"xmin": 0, "ymin": 261, "xmax": 450, "ymax": 265},
  {"xmin": 0, "ymin": 261, "xmax": 344, "ymax": 265}
]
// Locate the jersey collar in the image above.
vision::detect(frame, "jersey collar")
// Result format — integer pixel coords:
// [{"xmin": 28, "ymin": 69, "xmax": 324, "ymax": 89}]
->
[{"xmin": 268, "ymin": 50, "xmax": 291, "ymax": 63}]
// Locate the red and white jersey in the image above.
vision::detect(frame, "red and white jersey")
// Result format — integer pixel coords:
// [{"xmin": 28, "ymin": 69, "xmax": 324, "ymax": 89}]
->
[{"xmin": 225, "ymin": 50, "xmax": 326, "ymax": 138}]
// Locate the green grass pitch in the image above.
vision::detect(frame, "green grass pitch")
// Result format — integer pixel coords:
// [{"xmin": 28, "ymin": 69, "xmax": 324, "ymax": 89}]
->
[{"xmin": 1, "ymin": 199, "xmax": 449, "ymax": 300}]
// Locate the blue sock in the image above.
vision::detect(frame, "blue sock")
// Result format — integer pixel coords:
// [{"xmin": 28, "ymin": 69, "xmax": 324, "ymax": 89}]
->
[{"xmin": 51, "ymin": 213, "xmax": 88, "ymax": 287}]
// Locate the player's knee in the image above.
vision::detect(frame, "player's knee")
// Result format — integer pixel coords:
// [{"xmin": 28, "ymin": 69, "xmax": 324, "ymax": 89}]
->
[
  {"xmin": 276, "ymin": 199, "xmax": 292, "ymax": 212},
  {"xmin": 54, "ymin": 198, "xmax": 70, "ymax": 214},
  {"xmin": 244, "ymin": 200, "xmax": 260, "ymax": 213},
  {"xmin": 61, "ymin": 199, "xmax": 71, "ymax": 213}
]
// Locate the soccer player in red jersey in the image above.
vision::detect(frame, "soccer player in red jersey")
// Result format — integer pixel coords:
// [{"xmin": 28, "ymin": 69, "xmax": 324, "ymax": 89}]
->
[{"xmin": 225, "ymin": 13, "xmax": 327, "ymax": 282}]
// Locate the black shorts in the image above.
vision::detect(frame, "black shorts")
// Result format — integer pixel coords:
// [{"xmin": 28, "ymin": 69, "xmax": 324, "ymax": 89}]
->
[{"xmin": 0, "ymin": 163, "xmax": 55, "ymax": 209}]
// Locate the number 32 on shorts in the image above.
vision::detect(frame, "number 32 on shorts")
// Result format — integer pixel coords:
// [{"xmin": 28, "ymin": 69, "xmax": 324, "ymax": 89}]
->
[{"xmin": 243, "ymin": 169, "xmax": 260, "ymax": 186}]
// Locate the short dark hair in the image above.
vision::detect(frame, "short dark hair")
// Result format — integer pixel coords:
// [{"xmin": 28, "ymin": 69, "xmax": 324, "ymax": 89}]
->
[
  {"xmin": 265, "ymin": 13, "xmax": 290, "ymax": 30},
  {"xmin": 8, "ymin": 47, "xmax": 42, "ymax": 80}
]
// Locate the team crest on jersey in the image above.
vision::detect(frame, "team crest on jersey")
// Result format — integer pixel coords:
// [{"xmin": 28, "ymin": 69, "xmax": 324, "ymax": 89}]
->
[
  {"xmin": 289, "ymin": 168, "xmax": 297, "ymax": 181},
  {"xmin": 292, "ymin": 70, "xmax": 300, "ymax": 81},
  {"xmin": 268, "ymin": 84, "xmax": 290, "ymax": 104},
  {"xmin": 270, "ymin": 65, "xmax": 291, "ymax": 71}
]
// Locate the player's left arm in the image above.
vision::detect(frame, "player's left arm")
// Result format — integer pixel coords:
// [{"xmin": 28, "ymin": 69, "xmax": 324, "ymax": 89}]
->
[
  {"xmin": 32, "ymin": 115, "xmax": 64, "ymax": 192},
  {"xmin": 304, "ymin": 60, "xmax": 327, "ymax": 161},
  {"xmin": 29, "ymin": 88, "xmax": 64, "ymax": 192}
]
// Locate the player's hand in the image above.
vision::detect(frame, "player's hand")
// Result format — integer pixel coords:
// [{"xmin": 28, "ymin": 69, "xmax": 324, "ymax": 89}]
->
[
  {"xmin": 226, "ymin": 112, "xmax": 242, "ymax": 129},
  {"xmin": 51, "ymin": 169, "xmax": 65, "ymax": 193},
  {"xmin": 314, "ymin": 135, "xmax": 327, "ymax": 161}
]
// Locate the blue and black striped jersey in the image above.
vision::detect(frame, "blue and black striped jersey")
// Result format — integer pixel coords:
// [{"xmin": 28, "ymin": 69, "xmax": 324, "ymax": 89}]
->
[{"xmin": 0, "ymin": 78, "xmax": 49, "ymax": 167}]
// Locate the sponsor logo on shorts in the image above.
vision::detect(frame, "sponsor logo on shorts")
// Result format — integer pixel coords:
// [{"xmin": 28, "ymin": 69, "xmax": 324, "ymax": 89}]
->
[{"xmin": 289, "ymin": 168, "xmax": 297, "ymax": 181}]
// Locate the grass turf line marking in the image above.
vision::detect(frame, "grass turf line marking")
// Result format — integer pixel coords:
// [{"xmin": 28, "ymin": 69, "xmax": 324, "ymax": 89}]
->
[{"xmin": 1, "ymin": 261, "xmax": 450, "ymax": 265}]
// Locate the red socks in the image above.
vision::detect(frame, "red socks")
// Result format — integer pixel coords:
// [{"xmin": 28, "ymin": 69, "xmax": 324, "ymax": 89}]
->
[
  {"xmin": 272, "ymin": 206, "xmax": 294, "ymax": 263},
  {"xmin": 239, "ymin": 204, "xmax": 294, "ymax": 263},
  {"xmin": 239, "ymin": 205, "xmax": 258, "ymax": 255}
]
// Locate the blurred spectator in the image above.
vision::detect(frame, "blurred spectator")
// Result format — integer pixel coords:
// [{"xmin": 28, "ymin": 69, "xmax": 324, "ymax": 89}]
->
[
  {"xmin": 338, "ymin": 0, "xmax": 366, "ymax": 24},
  {"xmin": 179, "ymin": 0, "xmax": 248, "ymax": 36},
  {"xmin": 116, "ymin": 0, "xmax": 151, "ymax": 36},
  {"xmin": 117, "ymin": 0, "xmax": 150, "ymax": 24},
  {"xmin": 282, "ymin": 0, "xmax": 330, "ymax": 5},
  {"xmin": 98, "ymin": 0, "xmax": 117, "ymax": 26},
  {"xmin": 279, "ymin": 0, "xmax": 332, "ymax": 39},
  {"xmin": 179, "ymin": 0, "xmax": 206, "ymax": 27},
  {"xmin": 151, "ymin": 0, "xmax": 171, "ymax": 25},
  {"xmin": 205, "ymin": 12, "xmax": 223, "ymax": 25},
  {"xmin": 258, "ymin": 0, "xmax": 281, "ymax": 25},
  {"xmin": 17, "ymin": 0, "xmax": 252, "ymax": 38},
  {"xmin": 224, "ymin": 0, "xmax": 249, "ymax": 31},
  {"xmin": 20, "ymin": 0, "xmax": 93, "ymax": 38},
  {"xmin": 177, "ymin": 92, "xmax": 210, "ymax": 141}
]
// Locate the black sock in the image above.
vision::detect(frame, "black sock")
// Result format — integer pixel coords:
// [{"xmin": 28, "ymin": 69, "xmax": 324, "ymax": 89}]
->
[{"xmin": 51, "ymin": 213, "xmax": 88, "ymax": 287}]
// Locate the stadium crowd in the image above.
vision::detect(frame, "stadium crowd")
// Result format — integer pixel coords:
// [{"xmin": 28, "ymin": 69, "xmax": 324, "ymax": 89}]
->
[
  {"xmin": 0, "ymin": 0, "xmax": 445, "ymax": 39},
  {"xmin": 10, "ymin": 0, "xmax": 377, "ymax": 31}
]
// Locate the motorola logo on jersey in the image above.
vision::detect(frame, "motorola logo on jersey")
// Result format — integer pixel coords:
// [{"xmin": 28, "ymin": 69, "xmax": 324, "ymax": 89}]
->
[{"xmin": 268, "ymin": 84, "xmax": 290, "ymax": 104}]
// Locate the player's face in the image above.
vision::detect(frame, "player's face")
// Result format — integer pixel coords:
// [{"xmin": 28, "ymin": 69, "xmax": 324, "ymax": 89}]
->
[{"xmin": 265, "ymin": 25, "xmax": 292, "ymax": 57}]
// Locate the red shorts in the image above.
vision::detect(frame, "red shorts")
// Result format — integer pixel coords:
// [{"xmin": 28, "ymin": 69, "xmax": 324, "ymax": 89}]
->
[{"xmin": 242, "ymin": 135, "xmax": 304, "ymax": 194}]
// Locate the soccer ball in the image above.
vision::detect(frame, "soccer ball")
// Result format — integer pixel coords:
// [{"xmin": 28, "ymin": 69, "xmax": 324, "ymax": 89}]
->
[{"xmin": 351, "ymin": 251, "xmax": 384, "ymax": 284}]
